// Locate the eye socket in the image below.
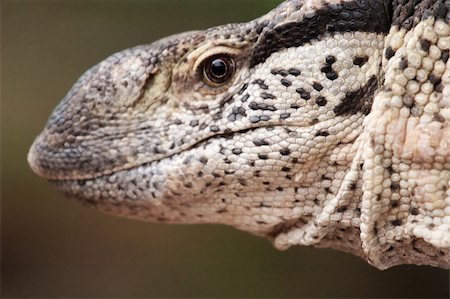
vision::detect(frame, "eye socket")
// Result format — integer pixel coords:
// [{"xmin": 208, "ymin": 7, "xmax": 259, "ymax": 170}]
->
[{"xmin": 203, "ymin": 55, "xmax": 235, "ymax": 86}]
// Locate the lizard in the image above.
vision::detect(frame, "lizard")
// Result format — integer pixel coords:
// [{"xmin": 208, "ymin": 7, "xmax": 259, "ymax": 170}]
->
[{"xmin": 28, "ymin": 0, "xmax": 450, "ymax": 270}]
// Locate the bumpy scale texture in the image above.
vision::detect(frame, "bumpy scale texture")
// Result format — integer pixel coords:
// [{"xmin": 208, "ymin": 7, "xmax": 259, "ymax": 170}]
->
[{"xmin": 28, "ymin": 0, "xmax": 450, "ymax": 270}]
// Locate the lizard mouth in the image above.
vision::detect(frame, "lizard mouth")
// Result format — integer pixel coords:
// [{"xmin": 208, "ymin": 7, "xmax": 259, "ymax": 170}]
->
[
  {"xmin": 29, "ymin": 121, "xmax": 312, "ymax": 182},
  {"xmin": 47, "ymin": 119, "xmax": 333, "ymax": 216},
  {"xmin": 64, "ymin": 126, "xmax": 267, "ymax": 181},
  {"xmin": 43, "ymin": 123, "xmax": 312, "ymax": 207}
]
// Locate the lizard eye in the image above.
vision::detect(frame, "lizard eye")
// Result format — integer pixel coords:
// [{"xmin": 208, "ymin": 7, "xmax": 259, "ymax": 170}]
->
[{"xmin": 203, "ymin": 55, "xmax": 235, "ymax": 86}]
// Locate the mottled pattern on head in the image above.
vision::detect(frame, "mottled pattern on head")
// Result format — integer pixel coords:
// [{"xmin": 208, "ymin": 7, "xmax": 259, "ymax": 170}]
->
[{"xmin": 28, "ymin": 0, "xmax": 450, "ymax": 269}]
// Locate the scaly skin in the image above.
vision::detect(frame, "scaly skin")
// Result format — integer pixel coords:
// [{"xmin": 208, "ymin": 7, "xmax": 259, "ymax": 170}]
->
[{"xmin": 28, "ymin": 0, "xmax": 450, "ymax": 269}]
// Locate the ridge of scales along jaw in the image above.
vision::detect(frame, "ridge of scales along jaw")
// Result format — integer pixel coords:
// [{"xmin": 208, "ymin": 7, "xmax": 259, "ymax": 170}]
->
[{"xmin": 28, "ymin": 0, "xmax": 392, "ymax": 245}]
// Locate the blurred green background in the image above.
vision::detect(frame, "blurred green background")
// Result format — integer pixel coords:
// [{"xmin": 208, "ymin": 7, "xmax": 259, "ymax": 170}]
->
[{"xmin": 2, "ymin": 0, "xmax": 449, "ymax": 298}]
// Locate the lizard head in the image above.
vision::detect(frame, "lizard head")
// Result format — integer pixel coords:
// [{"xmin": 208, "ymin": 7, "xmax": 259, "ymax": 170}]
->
[{"xmin": 29, "ymin": 0, "xmax": 390, "ymax": 241}]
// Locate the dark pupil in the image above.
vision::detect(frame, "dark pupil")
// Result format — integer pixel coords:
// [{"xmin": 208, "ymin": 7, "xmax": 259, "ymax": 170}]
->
[{"xmin": 210, "ymin": 59, "xmax": 227, "ymax": 78}]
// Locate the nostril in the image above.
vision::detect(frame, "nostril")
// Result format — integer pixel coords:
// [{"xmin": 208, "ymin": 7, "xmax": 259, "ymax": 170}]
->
[{"xmin": 131, "ymin": 72, "xmax": 155, "ymax": 108}]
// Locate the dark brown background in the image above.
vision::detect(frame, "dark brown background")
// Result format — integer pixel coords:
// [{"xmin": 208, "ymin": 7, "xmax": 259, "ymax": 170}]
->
[{"xmin": 2, "ymin": 0, "xmax": 449, "ymax": 297}]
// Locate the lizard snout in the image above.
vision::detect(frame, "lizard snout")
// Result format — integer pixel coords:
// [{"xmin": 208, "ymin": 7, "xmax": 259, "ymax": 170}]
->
[
  {"xmin": 27, "ymin": 44, "xmax": 161, "ymax": 180},
  {"xmin": 28, "ymin": 31, "xmax": 206, "ymax": 181}
]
